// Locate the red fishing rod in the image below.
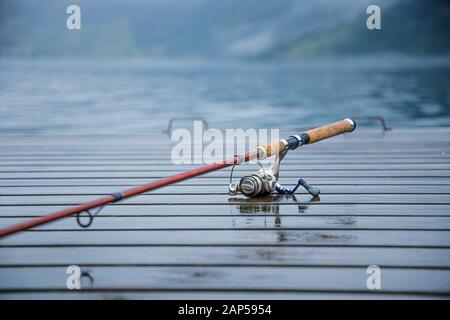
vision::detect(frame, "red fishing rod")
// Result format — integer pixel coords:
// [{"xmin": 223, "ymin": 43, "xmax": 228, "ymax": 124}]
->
[{"xmin": 0, "ymin": 119, "xmax": 355, "ymax": 238}]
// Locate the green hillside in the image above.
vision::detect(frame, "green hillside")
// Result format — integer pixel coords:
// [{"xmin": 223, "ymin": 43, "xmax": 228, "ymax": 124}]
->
[{"xmin": 267, "ymin": 0, "xmax": 450, "ymax": 58}]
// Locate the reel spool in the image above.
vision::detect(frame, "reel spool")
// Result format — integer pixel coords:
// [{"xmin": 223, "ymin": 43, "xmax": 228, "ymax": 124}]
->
[{"xmin": 229, "ymin": 168, "xmax": 276, "ymax": 198}]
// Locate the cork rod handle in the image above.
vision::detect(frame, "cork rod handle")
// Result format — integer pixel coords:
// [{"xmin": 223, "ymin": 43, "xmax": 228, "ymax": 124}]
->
[
  {"xmin": 303, "ymin": 118, "xmax": 356, "ymax": 144},
  {"xmin": 257, "ymin": 118, "xmax": 356, "ymax": 158}
]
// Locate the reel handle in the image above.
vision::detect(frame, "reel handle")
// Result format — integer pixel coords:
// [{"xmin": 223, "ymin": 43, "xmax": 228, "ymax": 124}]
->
[{"xmin": 302, "ymin": 118, "xmax": 356, "ymax": 144}]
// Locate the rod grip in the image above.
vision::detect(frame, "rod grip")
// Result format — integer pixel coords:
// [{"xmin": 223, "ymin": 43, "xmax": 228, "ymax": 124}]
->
[
  {"xmin": 257, "ymin": 141, "xmax": 285, "ymax": 158},
  {"xmin": 302, "ymin": 118, "xmax": 356, "ymax": 144}
]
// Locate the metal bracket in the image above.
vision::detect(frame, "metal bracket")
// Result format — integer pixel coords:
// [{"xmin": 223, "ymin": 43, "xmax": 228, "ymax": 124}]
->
[
  {"xmin": 163, "ymin": 117, "xmax": 209, "ymax": 136},
  {"xmin": 351, "ymin": 116, "xmax": 391, "ymax": 132}
]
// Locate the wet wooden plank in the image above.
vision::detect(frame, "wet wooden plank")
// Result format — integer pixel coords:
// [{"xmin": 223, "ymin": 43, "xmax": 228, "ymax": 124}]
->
[
  {"xmin": 2, "ymin": 247, "xmax": 450, "ymax": 268},
  {"xmin": 1, "ymin": 230, "xmax": 450, "ymax": 248},
  {"xmin": 1, "ymin": 292, "xmax": 445, "ymax": 300},
  {"xmin": 2, "ymin": 216, "xmax": 450, "ymax": 231},
  {"xmin": 2, "ymin": 177, "xmax": 450, "ymax": 186},
  {"xmin": 0, "ymin": 134, "xmax": 447, "ymax": 147},
  {"xmin": 0, "ymin": 134, "xmax": 447, "ymax": 144},
  {"xmin": 0, "ymin": 153, "xmax": 448, "ymax": 160},
  {"xmin": 1, "ymin": 170, "xmax": 449, "ymax": 179},
  {"xmin": 1, "ymin": 185, "xmax": 449, "ymax": 194},
  {"xmin": 1, "ymin": 157, "xmax": 448, "ymax": 164},
  {"xmin": 0, "ymin": 134, "xmax": 447, "ymax": 148},
  {"xmin": 2, "ymin": 204, "xmax": 450, "ymax": 217},
  {"xmin": 1, "ymin": 194, "xmax": 449, "ymax": 205},
  {"xmin": 2, "ymin": 163, "xmax": 450, "ymax": 171},
  {"xmin": 1, "ymin": 158, "xmax": 450, "ymax": 165},
  {"xmin": 0, "ymin": 267, "xmax": 449, "ymax": 296}
]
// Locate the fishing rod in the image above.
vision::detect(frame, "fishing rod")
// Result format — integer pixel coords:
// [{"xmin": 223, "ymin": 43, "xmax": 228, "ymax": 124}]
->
[{"xmin": 0, "ymin": 118, "xmax": 356, "ymax": 238}]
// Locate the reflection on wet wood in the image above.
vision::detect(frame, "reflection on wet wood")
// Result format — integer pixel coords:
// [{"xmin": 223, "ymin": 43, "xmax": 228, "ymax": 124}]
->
[{"xmin": 1, "ymin": 128, "xmax": 450, "ymax": 299}]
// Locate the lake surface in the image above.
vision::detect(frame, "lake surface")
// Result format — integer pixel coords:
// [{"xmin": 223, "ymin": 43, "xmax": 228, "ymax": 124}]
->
[{"xmin": 1, "ymin": 56, "xmax": 450, "ymax": 134}]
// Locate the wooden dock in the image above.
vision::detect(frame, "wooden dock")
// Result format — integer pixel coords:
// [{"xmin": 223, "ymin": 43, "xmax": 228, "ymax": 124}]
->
[{"xmin": 0, "ymin": 128, "xmax": 450, "ymax": 299}]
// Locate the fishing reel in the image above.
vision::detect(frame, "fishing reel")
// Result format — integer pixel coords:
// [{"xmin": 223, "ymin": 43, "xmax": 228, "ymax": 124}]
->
[{"xmin": 228, "ymin": 150, "xmax": 320, "ymax": 198}]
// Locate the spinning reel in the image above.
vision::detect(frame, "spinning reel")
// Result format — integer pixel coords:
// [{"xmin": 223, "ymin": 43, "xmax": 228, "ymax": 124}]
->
[
  {"xmin": 228, "ymin": 149, "xmax": 320, "ymax": 198},
  {"xmin": 227, "ymin": 117, "xmax": 357, "ymax": 198}
]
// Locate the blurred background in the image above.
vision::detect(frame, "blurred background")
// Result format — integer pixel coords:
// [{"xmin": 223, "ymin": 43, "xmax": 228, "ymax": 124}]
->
[{"xmin": 0, "ymin": 0, "xmax": 449, "ymax": 134}]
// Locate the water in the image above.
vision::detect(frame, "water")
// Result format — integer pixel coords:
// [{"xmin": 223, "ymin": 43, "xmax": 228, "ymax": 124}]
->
[{"xmin": 1, "ymin": 56, "xmax": 450, "ymax": 134}]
